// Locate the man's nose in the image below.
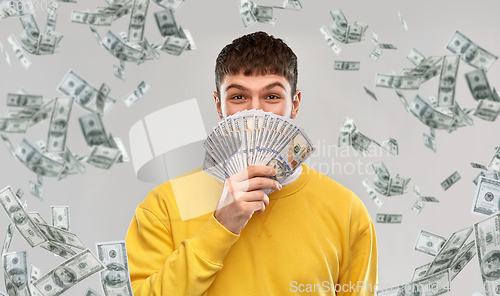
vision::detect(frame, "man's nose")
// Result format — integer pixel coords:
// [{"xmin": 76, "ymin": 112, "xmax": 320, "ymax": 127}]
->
[{"xmin": 250, "ymin": 97, "xmax": 262, "ymax": 110}]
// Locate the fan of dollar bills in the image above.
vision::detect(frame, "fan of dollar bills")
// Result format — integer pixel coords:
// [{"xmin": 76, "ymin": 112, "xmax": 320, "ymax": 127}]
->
[{"xmin": 202, "ymin": 109, "xmax": 315, "ymax": 186}]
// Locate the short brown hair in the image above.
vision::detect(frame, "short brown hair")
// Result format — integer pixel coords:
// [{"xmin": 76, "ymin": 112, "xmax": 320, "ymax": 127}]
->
[{"xmin": 215, "ymin": 31, "xmax": 298, "ymax": 100}]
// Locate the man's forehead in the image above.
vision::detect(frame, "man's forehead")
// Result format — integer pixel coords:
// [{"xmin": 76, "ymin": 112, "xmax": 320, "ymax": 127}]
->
[{"xmin": 221, "ymin": 72, "xmax": 291, "ymax": 87}]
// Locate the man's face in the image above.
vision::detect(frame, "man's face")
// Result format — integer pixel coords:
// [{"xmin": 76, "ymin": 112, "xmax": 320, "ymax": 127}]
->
[{"xmin": 214, "ymin": 72, "xmax": 301, "ymax": 119}]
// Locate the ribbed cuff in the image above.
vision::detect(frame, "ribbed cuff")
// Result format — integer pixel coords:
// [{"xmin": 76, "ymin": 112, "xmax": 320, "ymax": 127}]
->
[{"xmin": 190, "ymin": 214, "xmax": 240, "ymax": 265}]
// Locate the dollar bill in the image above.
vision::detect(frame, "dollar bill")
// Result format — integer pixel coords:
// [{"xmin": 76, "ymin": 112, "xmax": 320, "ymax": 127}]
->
[
  {"xmin": 101, "ymin": 30, "xmax": 144, "ymax": 62},
  {"xmin": 96, "ymin": 241, "xmax": 133, "ymax": 296},
  {"xmin": 46, "ymin": 1, "xmax": 59, "ymax": 15},
  {"xmin": 34, "ymin": 221, "xmax": 85, "ymax": 249},
  {"xmin": 95, "ymin": 84, "xmax": 110, "ymax": 115},
  {"xmin": 446, "ymin": 30, "xmax": 498, "ymax": 71},
  {"xmin": 377, "ymin": 269, "xmax": 450, "ymax": 296},
  {"xmin": 465, "ymin": 69, "xmax": 495, "ymax": 101},
  {"xmin": 279, "ymin": 0, "xmax": 302, "ymax": 10},
  {"xmin": 351, "ymin": 131, "xmax": 371, "ymax": 157},
  {"xmin": 15, "ymin": 139, "xmax": 66, "ymax": 177},
  {"xmin": 0, "ymin": 133, "xmax": 15, "ymax": 159},
  {"xmin": 395, "ymin": 90, "xmax": 411, "ymax": 113},
  {"xmin": 397, "ymin": 10, "xmax": 408, "ymax": 31},
  {"xmin": 436, "ymin": 55, "xmax": 460, "ymax": 107},
  {"xmin": 0, "ymin": 117, "xmax": 29, "ymax": 133},
  {"xmin": 57, "ymin": 70, "xmax": 116, "ymax": 115},
  {"xmin": 488, "ymin": 147, "xmax": 500, "ymax": 171},
  {"xmin": 473, "ymin": 213, "xmax": 500, "ymax": 296},
  {"xmin": 449, "ymin": 240, "xmax": 475, "ymax": 281},
  {"xmin": 109, "ymin": 137, "xmax": 130, "ymax": 162},
  {"xmin": 46, "ymin": 97, "xmax": 73, "ymax": 153},
  {"xmin": 377, "ymin": 43, "xmax": 397, "ymax": 50},
  {"xmin": 441, "ymin": 171, "xmax": 461, "ymax": 191},
  {"xmin": 179, "ymin": 28, "xmax": 196, "ymax": 50},
  {"xmin": 29, "ymin": 264, "xmax": 43, "ymax": 296},
  {"xmin": 338, "ymin": 117, "xmax": 355, "ymax": 147},
  {"xmin": 0, "ymin": 186, "xmax": 46, "ymax": 247},
  {"xmin": 407, "ymin": 48, "xmax": 425, "ymax": 66},
  {"xmin": 122, "ymin": 81, "xmax": 150, "ymax": 107},
  {"xmin": 362, "ymin": 178, "xmax": 383, "ymax": 208},
  {"xmin": 412, "ymin": 199, "xmax": 425, "ymax": 214},
  {"xmin": 474, "ymin": 100, "xmax": 500, "ymax": 122},
  {"xmin": 33, "ymin": 249, "xmax": 105, "ymax": 296},
  {"xmin": 376, "ymin": 214, "xmax": 401, "ymax": 223},
  {"xmin": 87, "ymin": 146, "xmax": 121, "ymax": 169},
  {"xmin": 35, "ymin": 34, "xmax": 58, "ymax": 55},
  {"xmin": 334, "ymin": 61, "xmax": 360, "ymax": 70},
  {"xmin": 60, "ymin": 148, "xmax": 86, "ymax": 174},
  {"xmin": 71, "ymin": 11, "xmax": 114, "ymax": 25},
  {"xmin": 154, "ymin": 8, "xmax": 179, "ymax": 36},
  {"xmin": 51, "ymin": 206, "xmax": 70, "ymax": 231},
  {"xmin": 411, "ymin": 263, "xmax": 431, "ymax": 282},
  {"xmin": 423, "ymin": 133, "xmax": 436, "ymax": 152},
  {"xmin": 472, "ymin": 163, "xmax": 488, "ymax": 170},
  {"xmin": 414, "ymin": 230, "xmax": 447, "ymax": 256},
  {"xmin": 1, "ymin": 223, "xmax": 14, "ymax": 255},
  {"xmin": 160, "ymin": 36, "xmax": 189, "ymax": 56},
  {"xmin": 424, "ymin": 226, "xmax": 473, "ymax": 276},
  {"xmin": 319, "ymin": 25, "xmax": 341, "ymax": 56},
  {"xmin": 29, "ymin": 180, "xmax": 43, "ymax": 201},
  {"xmin": 410, "ymin": 95, "xmax": 455, "ymax": 130},
  {"xmin": 381, "ymin": 138, "xmax": 398, "ymax": 155},
  {"xmin": 152, "ymin": 0, "xmax": 183, "ymax": 11},
  {"xmin": 369, "ymin": 47, "xmax": 382, "ymax": 61},
  {"xmin": 7, "ymin": 94, "xmax": 43, "ymax": 108},
  {"xmin": 40, "ymin": 241, "xmax": 77, "ymax": 259},
  {"xmin": 376, "ymin": 74, "xmax": 420, "ymax": 90},
  {"xmin": 420, "ymin": 64, "xmax": 442, "ymax": 84},
  {"xmin": 471, "ymin": 176, "xmax": 500, "ymax": 216},
  {"xmin": 238, "ymin": 0, "xmax": 256, "ymax": 28},
  {"xmin": 364, "ymin": 87, "xmax": 377, "ymax": 101},
  {"xmin": 3, "ymin": 251, "xmax": 30, "ymax": 296},
  {"xmin": 78, "ymin": 113, "xmax": 111, "ymax": 147},
  {"xmin": 371, "ymin": 32, "xmax": 378, "ymax": 45},
  {"xmin": 420, "ymin": 196, "xmax": 439, "ymax": 203},
  {"xmin": 113, "ymin": 65, "xmax": 125, "ymax": 81},
  {"xmin": 128, "ymin": 0, "xmax": 150, "ymax": 42}
]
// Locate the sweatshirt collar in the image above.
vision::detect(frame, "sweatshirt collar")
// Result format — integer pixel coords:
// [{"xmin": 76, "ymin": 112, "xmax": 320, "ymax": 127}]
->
[{"xmin": 268, "ymin": 164, "xmax": 311, "ymax": 200}]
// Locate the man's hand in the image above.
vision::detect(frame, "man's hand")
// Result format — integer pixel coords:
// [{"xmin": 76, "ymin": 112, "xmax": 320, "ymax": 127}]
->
[{"xmin": 214, "ymin": 165, "xmax": 282, "ymax": 235}]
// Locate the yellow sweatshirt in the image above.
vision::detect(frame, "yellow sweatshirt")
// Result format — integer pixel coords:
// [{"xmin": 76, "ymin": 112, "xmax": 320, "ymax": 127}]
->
[{"xmin": 126, "ymin": 164, "xmax": 378, "ymax": 295}]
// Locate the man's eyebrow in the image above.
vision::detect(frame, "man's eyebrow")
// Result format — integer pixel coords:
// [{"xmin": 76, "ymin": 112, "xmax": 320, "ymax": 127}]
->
[
  {"xmin": 225, "ymin": 84, "xmax": 248, "ymax": 92},
  {"xmin": 264, "ymin": 82, "xmax": 286, "ymax": 91}
]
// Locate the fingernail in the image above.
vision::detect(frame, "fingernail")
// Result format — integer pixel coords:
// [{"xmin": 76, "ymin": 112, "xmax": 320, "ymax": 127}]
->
[
  {"xmin": 276, "ymin": 183, "xmax": 282, "ymax": 190},
  {"xmin": 266, "ymin": 166, "xmax": 273, "ymax": 173}
]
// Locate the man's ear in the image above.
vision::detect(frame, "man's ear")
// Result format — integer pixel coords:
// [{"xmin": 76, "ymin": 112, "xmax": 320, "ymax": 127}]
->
[
  {"xmin": 213, "ymin": 91, "xmax": 223, "ymax": 119},
  {"xmin": 291, "ymin": 89, "xmax": 301, "ymax": 119}
]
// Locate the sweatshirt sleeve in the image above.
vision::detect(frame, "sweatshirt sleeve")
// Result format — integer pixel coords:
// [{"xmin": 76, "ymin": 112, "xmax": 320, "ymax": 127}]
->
[
  {"xmin": 337, "ymin": 220, "xmax": 378, "ymax": 296},
  {"xmin": 125, "ymin": 188, "xmax": 240, "ymax": 296}
]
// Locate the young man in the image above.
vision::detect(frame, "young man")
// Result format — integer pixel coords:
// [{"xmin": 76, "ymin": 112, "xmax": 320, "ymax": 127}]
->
[{"xmin": 126, "ymin": 31, "xmax": 378, "ymax": 295}]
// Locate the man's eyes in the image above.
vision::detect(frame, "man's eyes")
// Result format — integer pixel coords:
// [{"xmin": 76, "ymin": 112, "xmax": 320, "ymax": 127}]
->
[{"xmin": 229, "ymin": 95, "xmax": 281, "ymax": 100}]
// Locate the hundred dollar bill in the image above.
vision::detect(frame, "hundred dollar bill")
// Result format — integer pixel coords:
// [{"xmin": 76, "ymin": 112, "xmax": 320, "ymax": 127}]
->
[
  {"xmin": 15, "ymin": 139, "xmax": 66, "ymax": 177},
  {"xmin": 412, "ymin": 199, "xmax": 425, "ymax": 214},
  {"xmin": 29, "ymin": 264, "xmax": 43, "ymax": 296},
  {"xmin": 338, "ymin": 117, "xmax": 355, "ymax": 147},
  {"xmin": 161, "ymin": 36, "xmax": 189, "ymax": 56},
  {"xmin": 51, "ymin": 206, "xmax": 70, "ymax": 231},
  {"xmin": 376, "ymin": 214, "xmax": 401, "ymax": 223},
  {"xmin": 0, "ymin": 117, "xmax": 29, "ymax": 133},
  {"xmin": 334, "ymin": 61, "xmax": 360, "ymax": 70},
  {"xmin": 113, "ymin": 65, "xmax": 125, "ymax": 81},
  {"xmin": 1, "ymin": 223, "xmax": 14, "ymax": 255},
  {"xmin": 47, "ymin": 1, "xmax": 59, "ymax": 15},
  {"xmin": 71, "ymin": 11, "xmax": 114, "ymax": 26},
  {"xmin": 397, "ymin": 10, "xmax": 408, "ymax": 32},
  {"xmin": 239, "ymin": 0, "xmax": 256, "ymax": 28},
  {"xmin": 381, "ymin": 138, "xmax": 398, "ymax": 155},
  {"xmin": 423, "ymin": 133, "xmax": 436, "ymax": 152},
  {"xmin": 34, "ymin": 220, "xmax": 85, "ymax": 249},
  {"xmin": 122, "ymin": 80, "xmax": 150, "ymax": 107},
  {"xmin": 96, "ymin": 84, "xmax": 110, "ymax": 115},
  {"xmin": 0, "ymin": 186, "xmax": 46, "ymax": 247},
  {"xmin": 279, "ymin": 0, "xmax": 302, "ymax": 10},
  {"xmin": 60, "ymin": 148, "xmax": 86, "ymax": 174},
  {"xmin": 102, "ymin": 30, "xmax": 144, "ymax": 62},
  {"xmin": 154, "ymin": 8, "xmax": 180, "ymax": 36},
  {"xmin": 29, "ymin": 180, "xmax": 43, "ymax": 201},
  {"xmin": 410, "ymin": 95, "xmax": 455, "ymax": 130},
  {"xmin": 87, "ymin": 146, "xmax": 121, "ymax": 169},
  {"xmin": 407, "ymin": 48, "xmax": 425, "ymax": 66},
  {"xmin": 407, "ymin": 56, "xmax": 443, "ymax": 77},
  {"xmin": 0, "ymin": 41, "xmax": 11, "ymax": 66},
  {"xmin": 395, "ymin": 90, "xmax": 411, "ymax": 113},
  {"xmin": 371, "ymin": 32, "xmax": 378, "ymax": 45},
  {"xmin": 449, "ymin": 240, "xmax": 475, "ymax": 281},
  {"xmin": 474, "ymin": 100, "xmax": 500, "ymax": 122},
  {"xmin": 179, "ymin": 28, "xmax": 196, "ymax": 50},
  {"xmin": 375, "ymin": 74, "xmax": 420, "ymax": 90},
  {"xmin": 446, "ymin": 30, "xmax": 498, "ymax": 71},
  {"xmin": 441, "ymin": 171, "xmax": 461, "ymax": 191},
  {"xmin": 45, "ymin": 11, "xmax": 57, "ymax": 33},
  {"xmin": 420, "ymin": 196, "xmax": 439, "ymax": 203},
  {"xmin": 3, "ymin": 251, "xmax": 30, "ymax": 296},
  {"xmin": 377, "ymin": 43, "xmax": 397, "ymax": 50},
  {"xmin": 421, "ymin": 64, "xmax": 442, "ymax": 84},
  {"xmin": 128, "ymin": 0, "xmax": 150, "ymax": 42},
  {"xmin": 369, "ymin": 47, "xmax": 382, "ymax": 61},
  {"xmin": 351, "ymin": 131, "xmax": 371, "ymax": 157},
  {"xmin": 109, "ymin": 137, "xmax": 130, "ymax": 162},
  {"xmin": 472, "ymin": 163, "xmax": 488, "ymax": 170},
  {"xmin": 78, "ymin": 113, "xmax": 111, "ymax": 147},
  {"xmin": 364, "ymin": 87, "xmax": 377, "ymax": 101},
  {"xmin": 33, "ymin": 249, "xmax": 105, "ymax": 296},
  {"xmin": 40, "ymin": 241, "xmax": 76, "ymax": 259},
  {"xmin": 471, "ymin": 177, "xmax": 500, "ymax": 216},
  {"xmin": 152, "ymin": 0, "xmax": 183, "ymax": 11},
  {"xmin": 424, "ymin": 226, "xmax": 473, "ymax": 276},
  {"xmin": 376, "ymin": 269, "xmax": 450, "ymax": 296},
  {"xmin": 488, "ymin": 147, "xmax": 500, "ymax": 171},
  {"xmin": 85, "ymin": 288, "xmax": 102, "ymax": 296},
  {"xmin": 361, "ymin": 179, "xmax": 383, "ymax": 208},
  {"xmin": 319, "ymin": 25, "xmax": 341, "ymax": 56},
  {"xmin": 414, "ymin": 230, "xmax": 447, "ymax": 256},
  {"xmin": 57, "ymin": 69, "xmax": 116, "ymax": 115},
  {"xmin": 465, "ymin": 69, "xmax": 495, "ymax": 101},
  {"xmin": 411, "ymin": 263, "xmax": 431, "ymax": 282},
  {"xmin": 47, "ymin": 97, "xmax": 73, "ymax": 153},
  {"xmin": 7, "ymin": 94, "xmax": 43, "ymax": 107},
  {"xmin": 96, "ymin": 241, "xmax": 133, "ymax": 296},
  {"xmin": 473, "ymin": 213, "xmax": 500, "ymax": 296},
  {"xmin": 436, "ymin": 55, "xmax": 460, "ymax": 108}
]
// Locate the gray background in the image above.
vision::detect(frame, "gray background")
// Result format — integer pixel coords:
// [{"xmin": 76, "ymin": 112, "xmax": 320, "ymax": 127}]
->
[{"xmin": 1, "ymin": 0, "xmax": 500, "ymax": 294}]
